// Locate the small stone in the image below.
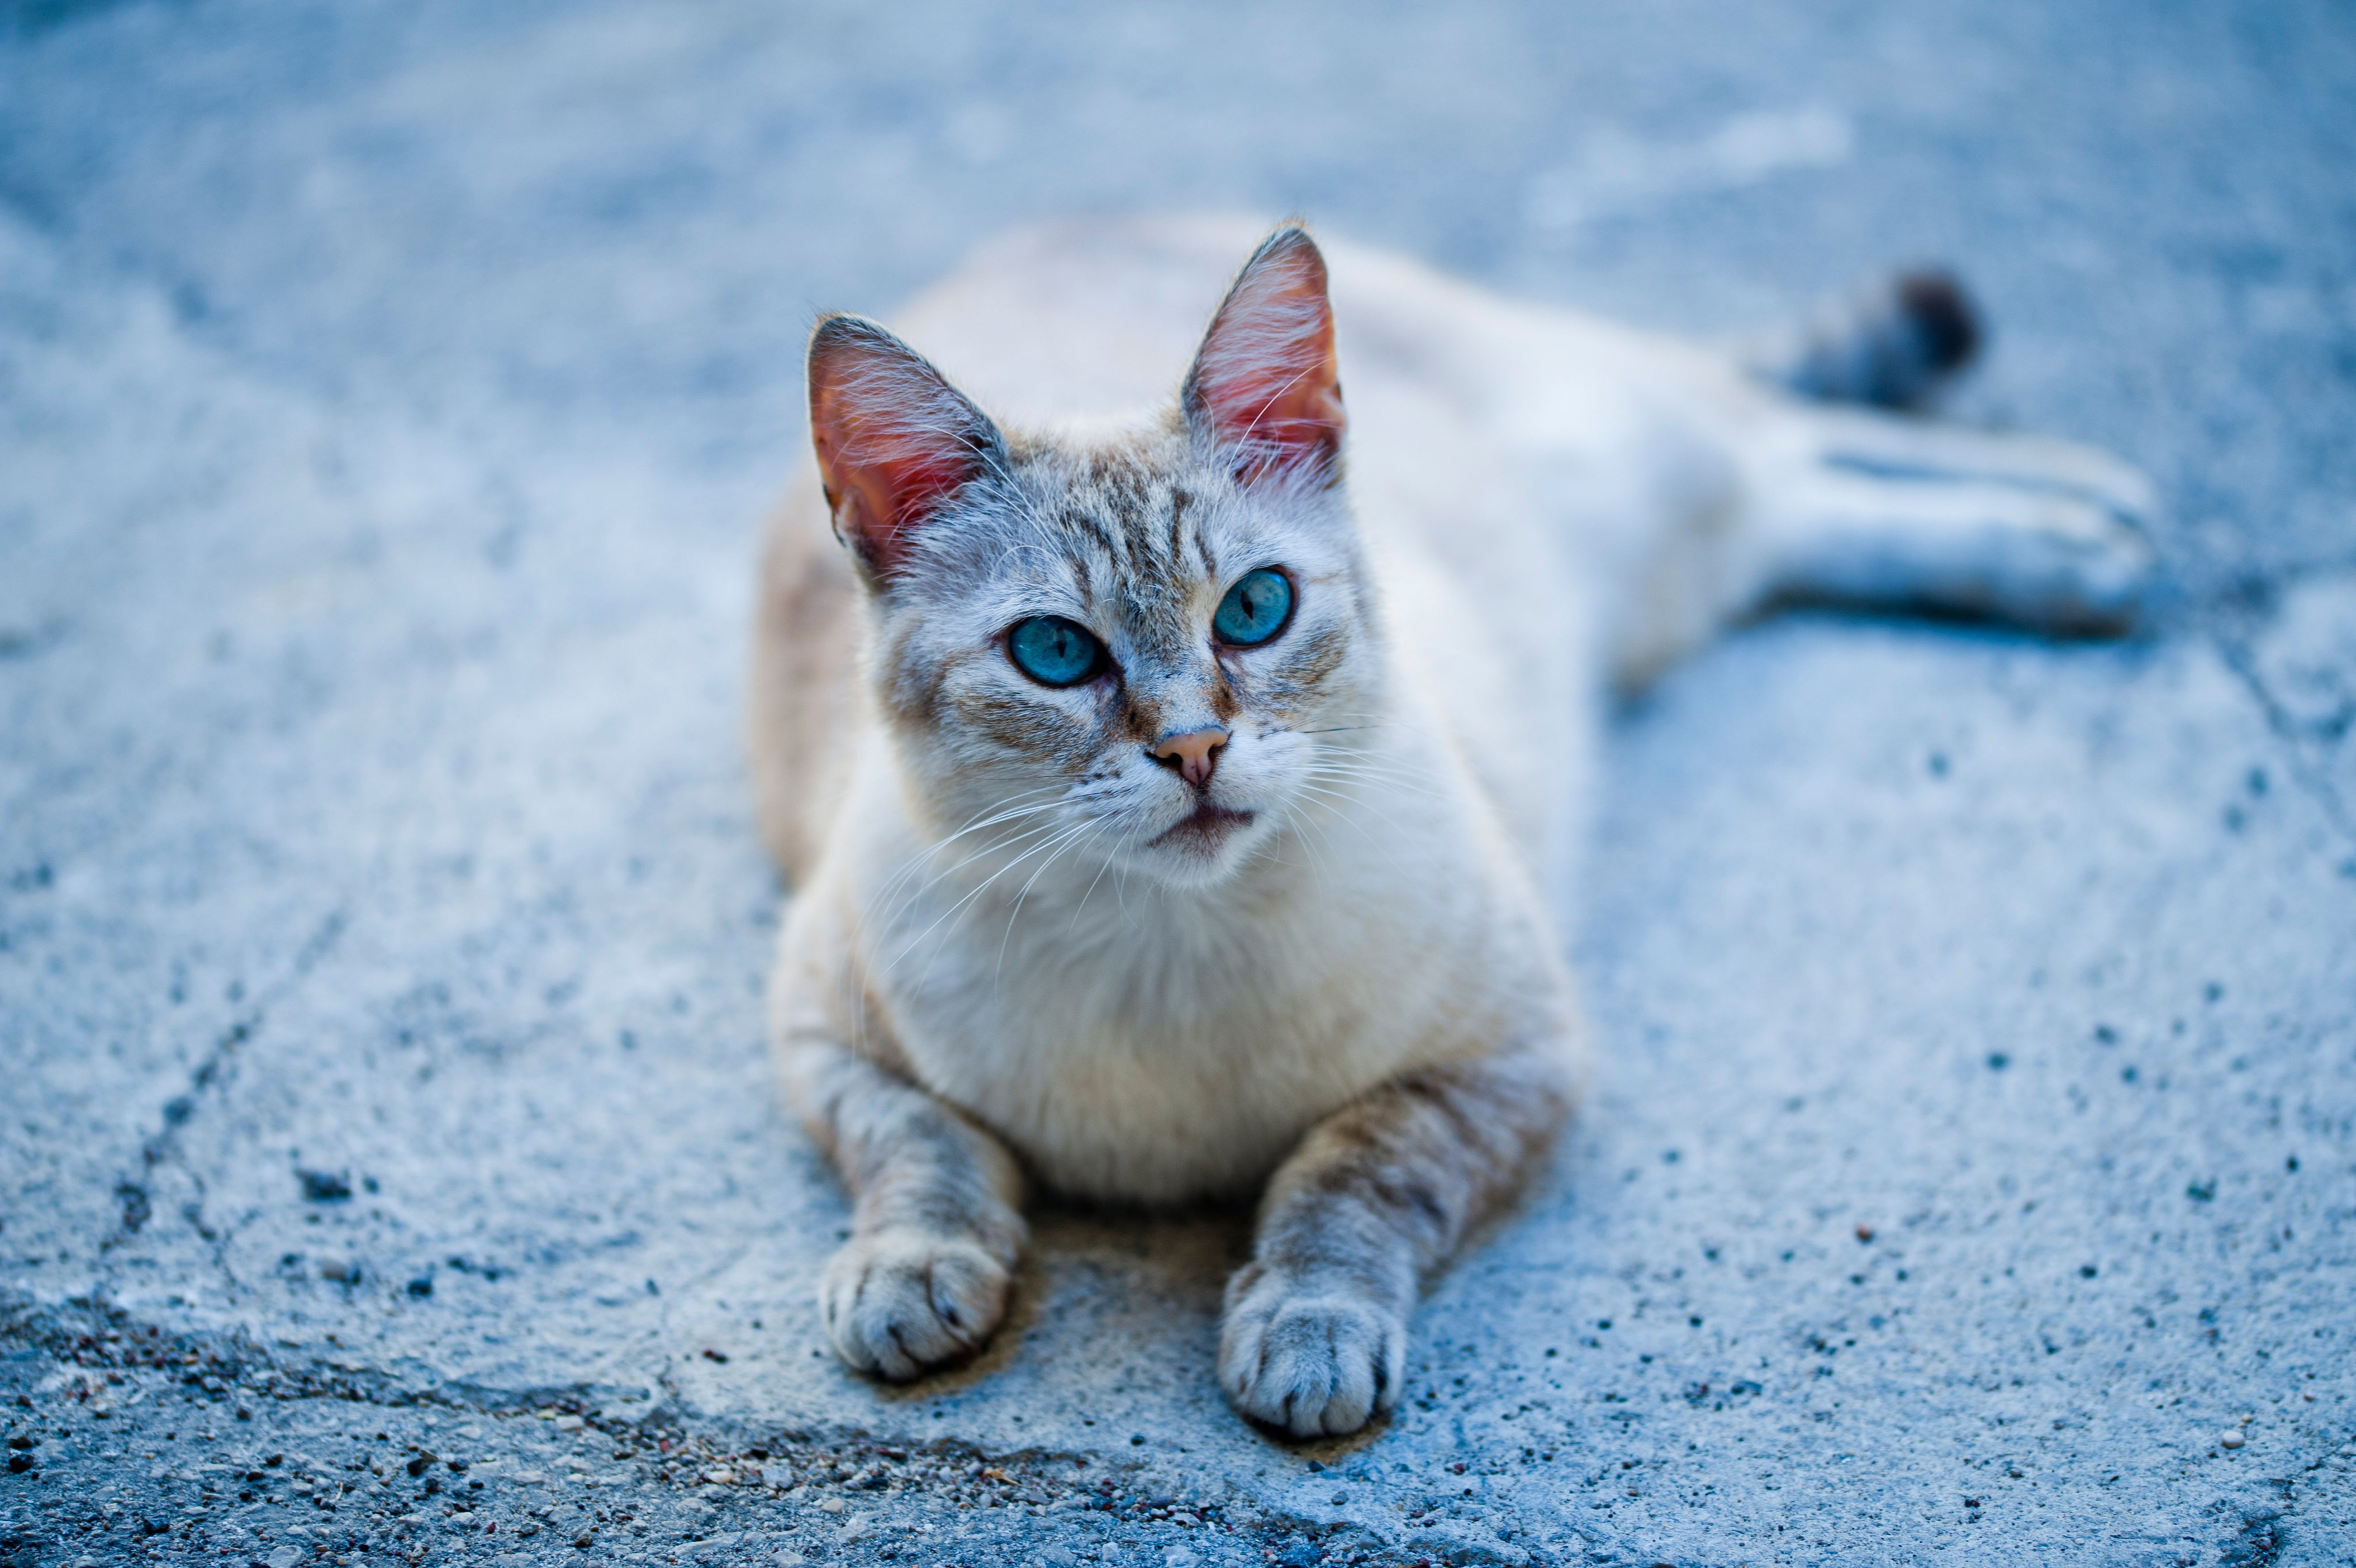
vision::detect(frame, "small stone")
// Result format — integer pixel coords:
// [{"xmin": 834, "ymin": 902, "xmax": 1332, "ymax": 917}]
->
[
  {"xmin": 701, "ymin": 1468, "xmax": 734, "ymax": 1485},
  {"xmin": 2219, "ymin": 1430, "xmax": 2245, "ymax": 1450},
  {"xmin": 554, "ymin": 1416, "xmax": 584, "ymax": 1432},
  {"xmin": 817, "ymin": 1496, "xmax": 845, "ymax": 1514}
]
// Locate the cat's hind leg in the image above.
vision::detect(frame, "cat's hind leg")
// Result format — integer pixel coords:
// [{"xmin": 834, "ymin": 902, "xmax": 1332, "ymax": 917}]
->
[
  {"xmin": 1788, "ymin": 405, "xmax": 2156, "ymax": 522},
  {"xmin": 1743, "ymin": 405, "xmax": 2158, "ymax": 633}
]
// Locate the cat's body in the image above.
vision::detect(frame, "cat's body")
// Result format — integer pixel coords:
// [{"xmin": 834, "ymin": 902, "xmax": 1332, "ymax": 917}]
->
[{"xmin": 749, "ymin": 217, "xmax": 2152, "ymax": 1436}]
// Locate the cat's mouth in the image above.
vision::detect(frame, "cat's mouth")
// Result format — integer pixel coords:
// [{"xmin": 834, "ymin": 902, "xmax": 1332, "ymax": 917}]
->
[{"xmin": 1151, "ymin": 803, "xmax": 1256, "ymax": 853}]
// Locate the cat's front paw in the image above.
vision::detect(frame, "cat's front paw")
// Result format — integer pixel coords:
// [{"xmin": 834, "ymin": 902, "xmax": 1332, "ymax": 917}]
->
[
  {"xmin": 819, "ymin": 1228, "xmax": 1010, "ymax": 1381},
  {"xmin": 1218, "ymin": 1263, "xmax": 1406, "ymax": 1438}
]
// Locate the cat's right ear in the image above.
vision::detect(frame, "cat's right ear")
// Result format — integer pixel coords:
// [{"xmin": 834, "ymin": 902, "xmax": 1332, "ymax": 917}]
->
[
  {"xmin": 1183, "ymin": 225, "xmax": 1346, "ymax": 490},
  {"xmin": 808, "ymin": 313, "xmax": 1004, "ymax": 582}
]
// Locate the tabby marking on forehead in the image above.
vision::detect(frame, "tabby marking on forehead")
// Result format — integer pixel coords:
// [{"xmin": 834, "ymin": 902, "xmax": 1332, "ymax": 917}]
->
[{"xmin": 1024, "ymin": 446, "xmax": 1217, "ymax": 610}]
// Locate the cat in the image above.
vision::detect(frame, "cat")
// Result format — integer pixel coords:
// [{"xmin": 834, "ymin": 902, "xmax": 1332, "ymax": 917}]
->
[{"xmin": 747, "ymin": 217, "xmax": 2152, "ymax": 1438}]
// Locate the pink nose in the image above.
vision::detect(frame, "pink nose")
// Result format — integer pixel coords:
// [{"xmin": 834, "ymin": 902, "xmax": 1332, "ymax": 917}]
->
[{"xmin": 1151, "ymin": 726, "xmax": 1228, "ymax": 789}]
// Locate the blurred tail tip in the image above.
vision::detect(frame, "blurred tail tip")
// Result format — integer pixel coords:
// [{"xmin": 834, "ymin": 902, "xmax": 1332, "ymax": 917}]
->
[
  {"xmin": 1753, "ymin": 265, "xmax": 1988, "ymax": 410},
  {"xmin": 1895, "ymin": 268, "xmax": 1981, "ymax": 376}
]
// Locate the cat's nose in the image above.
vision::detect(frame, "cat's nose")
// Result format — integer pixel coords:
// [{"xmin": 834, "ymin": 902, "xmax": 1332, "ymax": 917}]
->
[{"xmin": 1149, "ymin": 726, "xmax": 1228, "ymax": 789}]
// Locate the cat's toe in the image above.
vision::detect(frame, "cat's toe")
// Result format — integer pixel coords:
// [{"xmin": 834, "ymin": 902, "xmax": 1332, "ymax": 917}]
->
[
  {"xmin": 2013, "ymin": 495, "xmax": 2159, "ymax": 633},
  {"xmin": 819, "ymin": 1228, "xmax": 1010, "ymax": 1381},
  {"xmin": 1219, "ymin": 1268, "xmax": 1406, "ymax": 1438}
]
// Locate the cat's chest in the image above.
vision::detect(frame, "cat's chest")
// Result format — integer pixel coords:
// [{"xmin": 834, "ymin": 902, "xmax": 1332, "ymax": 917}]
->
[{"xmin": 872, "ymin": 869, "xmax": 1447, "ymax": 1203}]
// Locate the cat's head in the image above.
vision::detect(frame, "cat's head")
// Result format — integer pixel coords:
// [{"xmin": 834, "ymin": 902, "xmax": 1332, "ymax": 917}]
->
[{"xmin": 807, "ymin": 226, "xmax": 1383, "ymax": 891}]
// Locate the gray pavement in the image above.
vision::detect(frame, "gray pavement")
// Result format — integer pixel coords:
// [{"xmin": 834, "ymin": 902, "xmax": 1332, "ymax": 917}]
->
[{"xmin": 2, "ymin": 3, "xmax": 2353, "ymax": 1565}]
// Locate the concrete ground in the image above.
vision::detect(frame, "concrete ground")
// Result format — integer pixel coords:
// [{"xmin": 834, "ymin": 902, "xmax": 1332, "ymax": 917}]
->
[{"xmin": 3, "ymin": 2, "xmax": 2353, "ymax": 1564}]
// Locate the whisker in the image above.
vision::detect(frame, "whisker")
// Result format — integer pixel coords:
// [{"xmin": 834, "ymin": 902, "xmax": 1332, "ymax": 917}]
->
[
  {"xmin": 880, "ymin": 815, "xmax": 1103, "ymax": 983},
  {"xmin": 1067, "ymin": 823, "xmax": 1126, "ymax": 936},
  {"xmin": 866, "ymin": 787, "xmax": 1070, "ymax": 908},
  {"xmin": 998, "ymin": 818, "xmax": 1115, "ymax": 980},
  {"xmin": 868, "ymin": 812, "xmax": 1073, "ymax": 932}
]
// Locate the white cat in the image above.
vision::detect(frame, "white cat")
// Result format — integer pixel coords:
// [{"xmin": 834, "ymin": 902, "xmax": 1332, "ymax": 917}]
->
[{"xmin": 747, "ymin": 218, "xmax": 2152, "ymax": 1436}]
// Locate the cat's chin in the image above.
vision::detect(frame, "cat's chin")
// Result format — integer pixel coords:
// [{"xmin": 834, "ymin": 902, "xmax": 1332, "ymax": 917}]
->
[{"xmin": 1137, "ymin": 804, "xmax": 1262, "ymax": 887}]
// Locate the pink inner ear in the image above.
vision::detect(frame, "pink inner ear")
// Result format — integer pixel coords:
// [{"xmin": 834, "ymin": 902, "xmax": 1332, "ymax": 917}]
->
[
  {"xmin": 808, "ymin": 318, "xmax": 997, "ymax": 576},
  {"xmin": 1185, "ymin": 230, "xmax": 1346, "ymax": 486}
]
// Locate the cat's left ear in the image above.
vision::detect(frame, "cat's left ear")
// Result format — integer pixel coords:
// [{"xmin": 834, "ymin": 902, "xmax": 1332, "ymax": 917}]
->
[
  {"xmin": 808, "ymin": 313, "xmax": 1005, "ymax": 582},
  {"xmin": 1183, "ymin": 225, "xmax": 1346, "ymax": 488}
]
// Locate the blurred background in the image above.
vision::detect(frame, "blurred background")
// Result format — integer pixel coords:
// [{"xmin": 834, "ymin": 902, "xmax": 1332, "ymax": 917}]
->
[
  {"xmin": 3, "ymin": 4, "xmax": 2353, "ymax": 1565},
  {"xmin": 5, "ymin": 1, "xmax": 2352, "ymax": 592}
]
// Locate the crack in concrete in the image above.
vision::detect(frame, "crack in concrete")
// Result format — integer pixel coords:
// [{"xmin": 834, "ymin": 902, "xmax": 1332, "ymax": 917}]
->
[
  {"xmin": 2214, "ymin": 616, "xmax": 2356, "ymax": 855},
  {"xmin": 101, "ymin": 908, "xmax": 349, "ymax": 1259},
  {"xmin": 1, "ymin": 1293, "xmax": 1395, "ymax": 1563}
]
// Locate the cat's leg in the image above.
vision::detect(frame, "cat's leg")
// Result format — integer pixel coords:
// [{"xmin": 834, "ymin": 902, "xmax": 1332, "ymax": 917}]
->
[
  {"xmin": 1793, "ymin": 406, "xmax": 2156, "ymax": 517},
  {"xmin": 1220, "ymin": 1034, "xmax": 1575, "ymax": 1437},
  {"xmin": 790, "ymin": 1041, "xmax": 1028, "ymax": 1378},
  {"xmin": 1742, "ymin": 404, "xmax": 2158, "ymax": 633},
  {"xmin": 772, "ymin": 891, "xmax": 1028, "ymax": 1380}
]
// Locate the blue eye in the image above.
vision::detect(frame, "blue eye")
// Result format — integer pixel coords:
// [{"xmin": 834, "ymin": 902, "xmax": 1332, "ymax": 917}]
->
[
  {"xmin": 1213, "ymin": 567, "xmax": 1294, "ymax": 647},
  {"xmin": 1007, "ymin": 616, "xmax": 1106, "ymax": 686}
]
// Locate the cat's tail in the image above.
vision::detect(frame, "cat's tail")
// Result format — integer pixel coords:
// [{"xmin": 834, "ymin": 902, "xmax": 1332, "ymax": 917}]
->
[{"xmin": 1745, "ymin": 268, "xmax": 1982, "ymax": 410}]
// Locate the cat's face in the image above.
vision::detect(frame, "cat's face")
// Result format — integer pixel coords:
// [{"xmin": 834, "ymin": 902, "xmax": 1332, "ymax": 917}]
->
[
  {"xmin": 809, "ymin": 228, "xmax": 1381, "ymax": 891},
  {"xmin": 872, "ymin": 432, "xmax": 1378, "ymax": 889}
]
